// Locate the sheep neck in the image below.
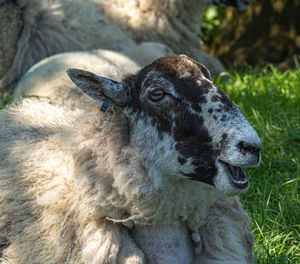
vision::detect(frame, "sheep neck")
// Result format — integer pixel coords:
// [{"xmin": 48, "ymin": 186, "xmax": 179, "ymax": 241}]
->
[{"xmin": 73, "ymin": 108, "xmax": 220, "ymax": 231}]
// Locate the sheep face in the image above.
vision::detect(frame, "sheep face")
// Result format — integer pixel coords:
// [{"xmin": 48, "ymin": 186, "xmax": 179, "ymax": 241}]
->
[{"xmin": 67, "ymin": 55, "xmax": 261, "ymax": 195}]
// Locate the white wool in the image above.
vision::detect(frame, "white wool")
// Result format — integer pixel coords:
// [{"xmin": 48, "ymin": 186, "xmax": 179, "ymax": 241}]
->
[
  {"xmin": 0, "ymin": 0, "xmax": 136, "ymax": 93},
  {"xmin": 0, "ymin": 0, "xmax": 225, "ymax": 95},
  {"xmin": 0, "ymin": 99, "xmax": 254, "ymax": 263}
]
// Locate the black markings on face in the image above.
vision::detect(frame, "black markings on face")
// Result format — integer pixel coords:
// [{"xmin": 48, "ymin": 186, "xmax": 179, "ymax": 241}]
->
[
  {"xmin": 136, "ymin": 56, "xmax": 212, "ymax": 104},
  {"xmin": 151, "ymin": 115, "xmax": 173, "ymax": 136},
  {"xmin": 216, "ymin": 90, "xmax": 236, "ymax": 109},
  {"xmin": 220, "ymin": 133, "xmax": 229, "ymax": 150},
  {"xmin": 211, "ymin": 95, "xmax": 222, "ymax": 102},
  {"xmin": 178, "ymin": 156, "xmax": 187, "ymax": 165},
  {"xmin": 127, "ymin": 56, "xmax": 215, "ymax": 134},
  {"xmin": 210, "ymin": 89, "xmax": 237, "ymax": 116},
  {"xmin": 122, "ymin": 55, "xmax": 243, "ymax": 186},
  {"xmin": 125, "ymin": 74, "xmax": 173, "ymax": 135},
  {"xmin": 221, "ymin": 114, "xmax": 229, "ymax": 122},
  {"xmin": 174, "ymin": 78, "xmax": 207, "ymax": 103},
  {"xmin": 191, "ymin": 103, "xmax": 202, "ymax": 112},
  {"xmin": 173, "ymin": 110, "xmax": 217, "ymax": 185},
  {"xmin": 198, "ymin": 80, "xmax": 213, "ymax": 94}
]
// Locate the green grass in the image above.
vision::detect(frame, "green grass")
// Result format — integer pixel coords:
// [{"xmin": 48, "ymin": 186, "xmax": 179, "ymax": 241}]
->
[
  {"xmin": 0, "ymin": 93, "xmax": 12, "ymax": 109},
  {"xmin": 215, "ymin": 64, "xmax": 300, "ymax": 263},
  {"xmin": 1, "ymin": 65, "xmax": 299, "ymax": 263}
]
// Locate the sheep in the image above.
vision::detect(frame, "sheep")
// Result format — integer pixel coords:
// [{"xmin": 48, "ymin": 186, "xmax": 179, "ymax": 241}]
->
[
  {"xmin": 0, "ymin": 0, "xmax": 137, "ymax": 95},
  {"xmin": 0, "ymin": 0, "xmax": 231, "ymax": 96},
  {"xmin": 0, "ymin": 55, "xmax": 260, "ymax": 263}
]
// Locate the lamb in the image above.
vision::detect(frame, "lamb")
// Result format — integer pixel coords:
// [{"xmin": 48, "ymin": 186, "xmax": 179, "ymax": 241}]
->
[
  {"xmin": 0, "ymin": 55, "xmax": 260, "ymax": 263},
  {"xmin": 1, "ymin": 0, "xmax": 256, "ymax": 95}
]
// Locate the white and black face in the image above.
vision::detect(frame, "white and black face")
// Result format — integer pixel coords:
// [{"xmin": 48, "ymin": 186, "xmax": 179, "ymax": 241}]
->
[{"xmin": 67, "ymin": 55, "xmax": 261, "ymax": 195}]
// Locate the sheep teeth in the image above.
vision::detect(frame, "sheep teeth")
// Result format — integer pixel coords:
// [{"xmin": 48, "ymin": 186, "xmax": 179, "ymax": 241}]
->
[{"xmin": 229, "ymin": 165, "xmax": 248, "ymax": 184}]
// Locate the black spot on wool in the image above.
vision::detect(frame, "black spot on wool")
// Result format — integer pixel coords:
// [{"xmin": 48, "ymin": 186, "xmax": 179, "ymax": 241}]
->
[
  {"xmin": 178, "ymin": 156, "xmax": 187, "ymax": 165},
  {"xmin": 191, "ymin": 103, "xmax": 202, "ymax": 112},
  {"xmin": 135, "ymin": 56, "xmax": 212, "ymax": 105},
  {"xmin": 173, "ymin": 78, "xmax": 207, "ymax": 104},
  {"xmin": 173, "ymin": 110, "xmax": 217, "ymax": 185}
]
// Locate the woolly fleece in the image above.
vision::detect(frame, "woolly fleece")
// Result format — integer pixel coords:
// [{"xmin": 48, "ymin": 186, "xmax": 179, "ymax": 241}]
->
[
  {"xmin": 0, "ymin": 0, "xmax": 225, "ymax": 95},
  {"xmin": 0, "ymin": 99, "xmax": 254, "ymax": 263}
]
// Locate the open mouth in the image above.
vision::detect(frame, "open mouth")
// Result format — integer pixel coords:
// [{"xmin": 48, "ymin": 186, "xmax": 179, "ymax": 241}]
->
[{"xmin": 219, "ymin": 160, "xmax": 248, "ymax": 189}]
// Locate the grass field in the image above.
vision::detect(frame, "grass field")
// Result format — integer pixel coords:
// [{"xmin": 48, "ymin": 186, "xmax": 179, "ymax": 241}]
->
[
  {"xmin": 1, "ymin": 64, "xmax": 299, "ymax": 263},
  {"xmin": 215, "ymin": 64, "xmax": 300, "ymax": 263}
]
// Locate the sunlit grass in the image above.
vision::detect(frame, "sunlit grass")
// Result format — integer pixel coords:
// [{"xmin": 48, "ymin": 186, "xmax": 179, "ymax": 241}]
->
[{"xmin": 215, "ymin": 65, "xmax": 300, "ymax": 263}]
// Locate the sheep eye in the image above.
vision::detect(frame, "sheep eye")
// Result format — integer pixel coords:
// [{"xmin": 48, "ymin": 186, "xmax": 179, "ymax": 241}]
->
[{"xmin": 148, "ymin": 90, "xmax": 164, "ymax": 102}]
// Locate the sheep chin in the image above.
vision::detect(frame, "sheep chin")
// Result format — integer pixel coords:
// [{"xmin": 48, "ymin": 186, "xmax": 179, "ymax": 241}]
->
[{"xmin": 213, "ymin": 160, "xmax": 249, "ymax": 196}]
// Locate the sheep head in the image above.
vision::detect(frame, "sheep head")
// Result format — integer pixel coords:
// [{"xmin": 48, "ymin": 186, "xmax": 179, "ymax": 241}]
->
[{"xmin": 67, "ymin": 55, "xmax": 261, "ymax": 195}]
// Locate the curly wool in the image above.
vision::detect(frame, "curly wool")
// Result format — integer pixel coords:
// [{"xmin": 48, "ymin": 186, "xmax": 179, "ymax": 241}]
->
[
  {"xmin": 1, "ymin": 44, "xmax": 256, "ymax": 263},
  {"xmin": 0, "ymin": 0, "xmax": 225, "ymax": 95},
  {"xmin": 0, "ymin": 0, "xmax": 136, "ymax": 94},
  {"xmin": 0, "ymin": 98, "xmax": 254, "ymax": 263},
  {"xmin": 0, "ymin": 100, "xmax": 142, "ymax": 263}
]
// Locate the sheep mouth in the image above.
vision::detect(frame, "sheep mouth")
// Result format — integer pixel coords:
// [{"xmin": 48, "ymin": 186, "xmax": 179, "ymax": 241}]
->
[{"xmin": 219, "ymin": 160, "xmax": 248, "ymax": 189}]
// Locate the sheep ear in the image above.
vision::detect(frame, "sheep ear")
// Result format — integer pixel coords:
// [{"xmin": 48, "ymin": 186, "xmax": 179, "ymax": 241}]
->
[{"xmin": 66, "ymin": 68, "xmax": 129, "ymax": 107}]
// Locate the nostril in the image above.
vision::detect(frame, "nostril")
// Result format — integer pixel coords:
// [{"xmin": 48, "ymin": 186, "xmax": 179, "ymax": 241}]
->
[
  {"xmin": 240, "ymin": 146, "xmax": 247, "ymax": 156},
  {"xmin": 238, "ymin": 141, "xmax": 260, "ymax": 157}
]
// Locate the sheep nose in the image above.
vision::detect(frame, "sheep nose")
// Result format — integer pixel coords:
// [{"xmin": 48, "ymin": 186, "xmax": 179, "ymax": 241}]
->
[{"xmin": 238, "ymin": 141, "xmax": 260, "ymax": 159}]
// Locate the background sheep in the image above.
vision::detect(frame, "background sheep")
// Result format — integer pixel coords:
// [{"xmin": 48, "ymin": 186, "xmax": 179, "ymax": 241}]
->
[
  {"xmin": 0, "ymin": 0, "xmax": 136, "ymax": 94},
  {"xmin": 13, "ymin": 42, "xmax": 173, "ymax": 110},
  {"xmin": 0, "ymin": 0, "xmax": 255, "ymax": 95},
  {"xmin": 0, "ymin": 55, "xmax": 259, "ymax": 263}
]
